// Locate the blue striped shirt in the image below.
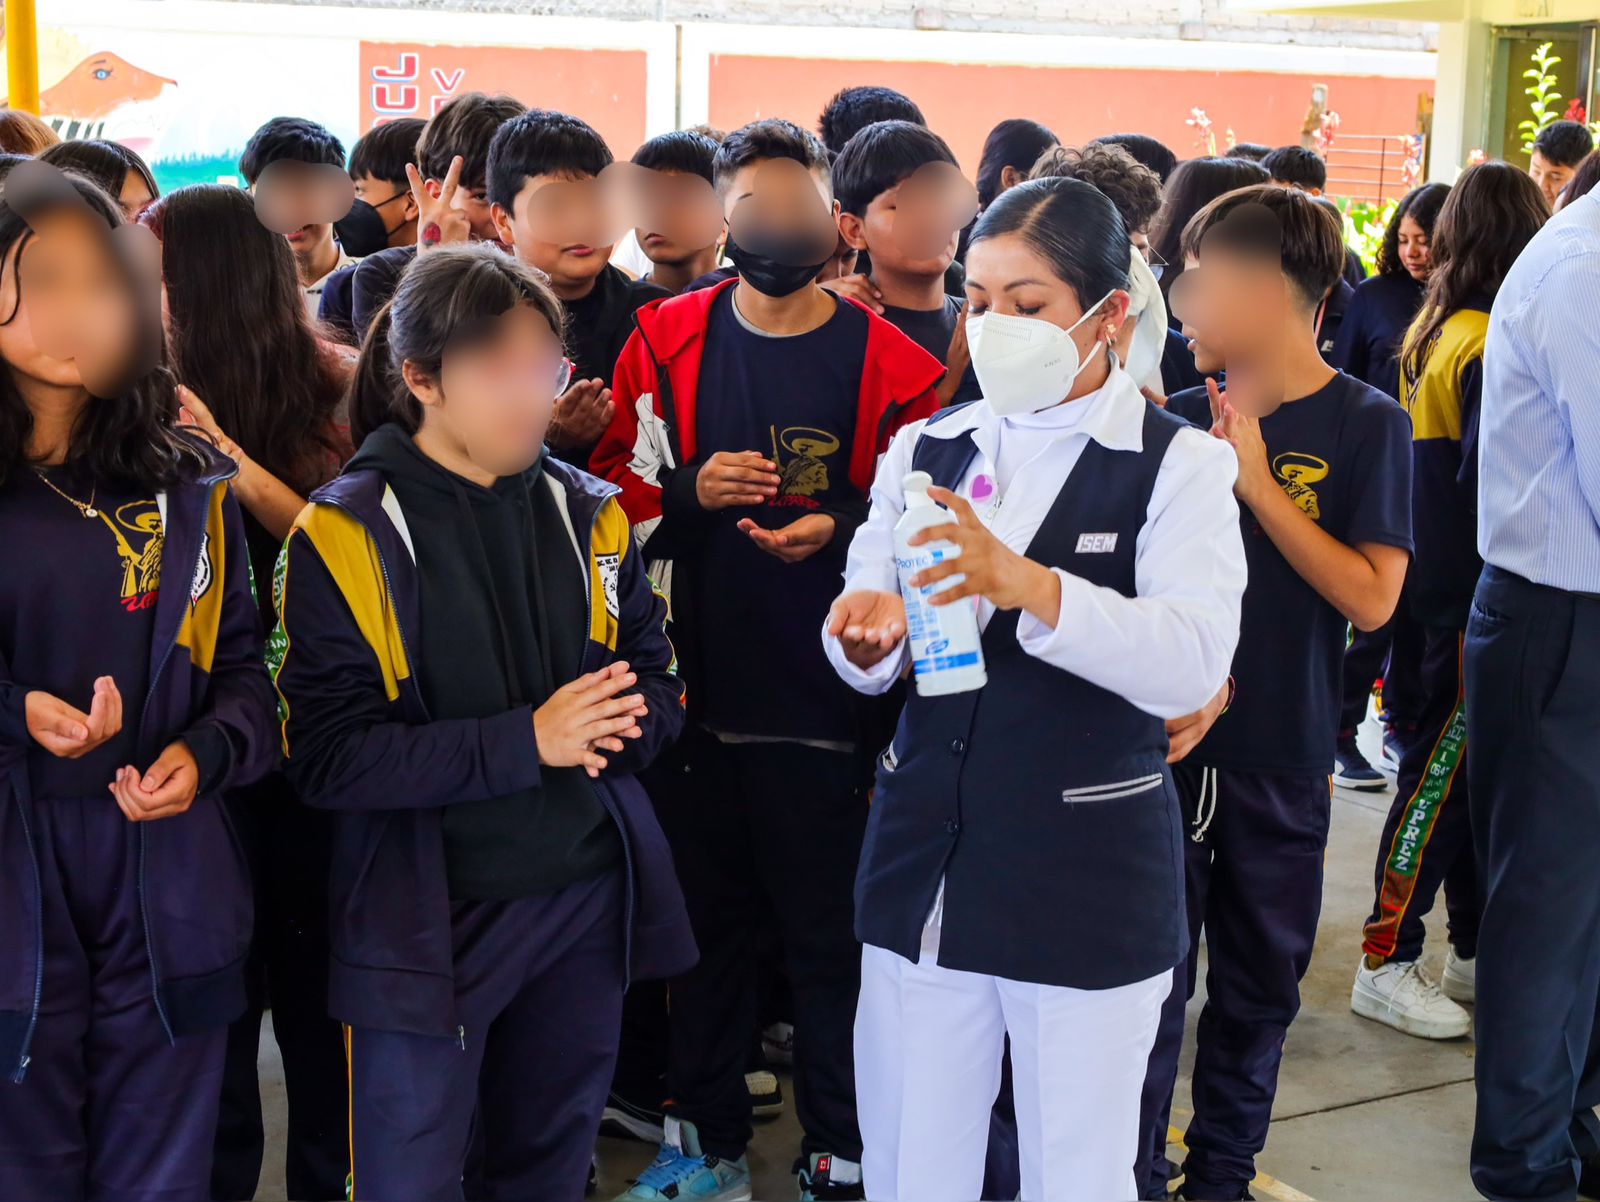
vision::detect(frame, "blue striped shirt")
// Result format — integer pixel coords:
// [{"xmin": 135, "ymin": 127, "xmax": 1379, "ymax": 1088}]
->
[{"xmin": 1479, "ymin": 192, "xmax": 1600, "ymax": 592}]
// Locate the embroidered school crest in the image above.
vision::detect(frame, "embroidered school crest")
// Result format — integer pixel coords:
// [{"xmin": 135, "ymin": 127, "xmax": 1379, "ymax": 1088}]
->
[{"xmin": 597, "ymin": 553, "xmax": 621, "ymax": 619}]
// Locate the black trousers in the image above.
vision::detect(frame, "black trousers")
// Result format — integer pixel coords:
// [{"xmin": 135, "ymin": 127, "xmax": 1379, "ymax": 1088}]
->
[
  {"xmin": 211, "ymin": 775, "xmax": 349, "ymax": 1202},
  {"xmin": 652, "ymin": 729, "xmax": 868, "ymax": 1162},
  {"xmin": 1338, "ymin": 593, "xmax": 1426, "ymax": 737},
  {"xmin": 1466, "ymin": 567, "xmax": 1600, "ymax": 1202},
  {"xmin": 1362, "ymin": 627, "xmax": 1480, "ymax": 963}
]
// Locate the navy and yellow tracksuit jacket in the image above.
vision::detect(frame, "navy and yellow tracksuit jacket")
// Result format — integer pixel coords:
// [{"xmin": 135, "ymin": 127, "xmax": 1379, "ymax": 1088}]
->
[
  {"xmin": 1, "ymin": 441, "xmax": 278, "ymax": 1080},
  {"xmin": 1401, "ymin": 305, "xmax": 1486, "ymax": 629},
  {"xmin": 269, "ymin": 454, "xmax": 696, "ymax": 1039}
]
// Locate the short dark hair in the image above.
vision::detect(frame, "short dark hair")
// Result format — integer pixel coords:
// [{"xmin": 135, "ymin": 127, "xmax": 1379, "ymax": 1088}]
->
[
  {"xmin": 415, "ymin": 92, "xmax": 526, "ymax": 190},
  {"xmin": 970, "ymin": 176, "xmax": 1131, "ymax": 310},
  {"xmin": 1181, "ymin": 182, "xmax": 1346, "ymax": 309},
  {"xmin": 1377, "ymin": 182, "xmax": 1449, "ymax": 276},
  {"xmin": 976, "ymin": 119, "xmax": 1058, "ymax": 209},
  {"xmin": 712, "ymin": 119, "xmax": 831, "ymax": 195},
  {"xmin": 818, "ymin": 85, "xmax": 926, "ymax": 155},
  {"xmin": 1261, "ymin": 145, "xmax": 1327, "ymax": 191},
  {"xmin": 1029, "ymin": 142, "xmax": 1163, "ymax": 236},
  {"xmin": 487, "ymin": 109, "xmax": 613, "ymax": 209},
  {"xmin": 832, "ymin": 120, "xmax": 957, "ymax": 216},
  {"xmin": 1090, "ymin": 133, "xmax": 1178, "ymax": 183},
  {"xmin": 1533, "ymin": 119, "xmax": 1595, "ymax": 167},
  {"xmin": 632, "ymin": 129, "xmax": 719, "ymax": 184},
  {"xmin": 348, "ymin": 118, "xmax": 425, "ymax": 186},
  {"xmin": 239, "ymin": 117, "xmax": 345, "ymax": 185},
  {"xmin": 1228, "ymin": 142, "xmax": 1273, "ymax": 163}
]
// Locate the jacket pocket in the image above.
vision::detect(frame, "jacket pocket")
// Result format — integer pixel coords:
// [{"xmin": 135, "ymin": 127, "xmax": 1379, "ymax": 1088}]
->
[{"xmin": 1061, "ymin": 773, "xmax": 1165, "ymax": 804}]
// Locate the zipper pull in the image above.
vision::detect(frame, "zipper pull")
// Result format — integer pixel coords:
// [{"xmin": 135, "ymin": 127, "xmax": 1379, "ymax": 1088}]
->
[{"xmin": 457, "ymin": 1025, "xmax": 466, "ymax": 1050}]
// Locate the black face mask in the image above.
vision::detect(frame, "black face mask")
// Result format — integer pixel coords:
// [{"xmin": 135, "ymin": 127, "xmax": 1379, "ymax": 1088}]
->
[
  {"xmin": 334, "ymin": 194, "xmax": 406, "ymax": 259},
  {"xmin": 725, "ymin": 233, "xmax": 830, "ymax": 298}
]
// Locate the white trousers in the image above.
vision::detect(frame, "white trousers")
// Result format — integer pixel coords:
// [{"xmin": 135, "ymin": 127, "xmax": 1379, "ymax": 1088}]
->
[{"xmin": 855, "ymin": 942, "xmax": 1170, "ymax": 1202}]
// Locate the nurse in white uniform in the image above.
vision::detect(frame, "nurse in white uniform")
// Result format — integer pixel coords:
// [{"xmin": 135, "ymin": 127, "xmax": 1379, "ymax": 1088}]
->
[{"xmin": 823, "ymin": 176, "xmax": 1247, "ymax": 1202}]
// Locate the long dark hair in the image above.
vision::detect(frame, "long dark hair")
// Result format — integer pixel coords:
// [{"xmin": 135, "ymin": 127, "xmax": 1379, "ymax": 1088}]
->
[
  {"xmin": 144, "ymin": 185, "xmax": 347, "ymax": 494},
  {"xmin": 350, "ymin": 243, "xmax": 565, "ymax": 447},
  {"xmin": 1402, "ymin": 162, "xmax": 1547, "ymax": 381},
  {"xmin": 1150, "ymin": 156, "xmax": 1270, "ymax": 299},
  {"xmin": 976, "ymin": 119, "xmax": 1058, "ymax": 210},
  {"xmin": 0, "ymin": 173, "xmax": 199, "ymax": 487},
  {"xmin": 1375, "ymin": 182, "xmax": 1448, "ymax": 277},
  {"xmin": 40, "ymin": 139, "xmax": 160, "ymax": 211},
  {"xmin": 970, "ymin": 176, "xmax": 1131, "ymax": 310}
]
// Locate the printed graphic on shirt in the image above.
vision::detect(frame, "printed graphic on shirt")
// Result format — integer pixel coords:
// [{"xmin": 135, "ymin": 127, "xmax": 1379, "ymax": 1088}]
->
[
  {"xmin": 190, "ymin": 531, "xmax": 214, "ymax": 603},
  {"xmin": 1273, "ymin": 452, "xmax": 1330, "ymax": 521},
  {"xmin": 99, "ymin": 500, "xmax": 163, "ymax": 612},
  {"xmin": 770, "ymin": 425, "xmax": 840, "ymax": 508}
]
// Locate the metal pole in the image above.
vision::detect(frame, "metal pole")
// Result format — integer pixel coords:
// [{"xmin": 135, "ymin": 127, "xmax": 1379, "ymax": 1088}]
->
[{"xmin": 6, "ymin": 0, "xmax": 42, "ymax": 115}]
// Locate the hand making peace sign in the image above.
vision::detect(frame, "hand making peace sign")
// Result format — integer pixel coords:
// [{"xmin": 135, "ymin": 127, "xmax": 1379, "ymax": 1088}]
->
[{"xmin": 406, "ymin": 154, "xmax": 472, "ymax": 252}]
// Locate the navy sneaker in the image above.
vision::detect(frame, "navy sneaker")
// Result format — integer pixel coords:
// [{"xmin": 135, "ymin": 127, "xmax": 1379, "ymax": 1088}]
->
[{"xmin": 1333, "ymin": 738, "xmax": 1387, "ymax": 791}]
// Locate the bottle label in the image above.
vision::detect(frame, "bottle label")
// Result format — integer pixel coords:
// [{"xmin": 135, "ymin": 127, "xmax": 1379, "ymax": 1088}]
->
[{"xmin": 897, "ymin": 544, "xmax": 979, "ymax": 678}]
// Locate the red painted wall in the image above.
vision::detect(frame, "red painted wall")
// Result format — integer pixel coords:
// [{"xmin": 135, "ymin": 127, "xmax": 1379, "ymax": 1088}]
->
[
  {"xmin": 359, "ymin": 42, "xmax": 648, "ymax": 156},
  {"xmin": 709, "ymin": 54, "xmax": 1432, "ymax": 177}
]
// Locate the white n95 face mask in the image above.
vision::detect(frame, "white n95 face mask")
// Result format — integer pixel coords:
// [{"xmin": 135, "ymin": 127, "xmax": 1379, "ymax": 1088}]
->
[
  {"xmin": 1123, "ymin": 244, "xmax": 1168, "ymax": 389},
  {"xmin": 967, "ymin": 291, "xmax": 1114, "ymax": 417}
]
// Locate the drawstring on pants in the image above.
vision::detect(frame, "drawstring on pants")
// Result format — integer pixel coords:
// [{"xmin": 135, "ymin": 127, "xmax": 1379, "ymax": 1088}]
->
[{"xmin": 1191, "ymin": 766, "xmax": 1218, "ymax": 843}]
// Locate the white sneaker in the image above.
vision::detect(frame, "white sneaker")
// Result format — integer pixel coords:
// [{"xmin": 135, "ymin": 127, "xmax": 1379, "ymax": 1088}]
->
[
  {"xmin": 1351, "ymin": 957, "xmax": 1472, "ymax": 1039},
  {"xmin": 1442, "ymin": 948, "xmax": 1476, "ymax": 1004}
]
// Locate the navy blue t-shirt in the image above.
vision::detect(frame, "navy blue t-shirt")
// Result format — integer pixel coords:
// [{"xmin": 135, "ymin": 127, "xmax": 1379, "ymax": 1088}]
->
[
  {"xmin": 879, "ymin": 295, "xmax": 981, "ymax": 405},
  {"xmin": 693, "ymin": 289, "xmax": 871, "ymax": 743},
  {"xmin": 1329, "ymin": 271, "xmax": 1425, "ymax": 402},
  {"xmin": 1168, "ymin": 372, "xmax": 1413, "ymax": 776}
]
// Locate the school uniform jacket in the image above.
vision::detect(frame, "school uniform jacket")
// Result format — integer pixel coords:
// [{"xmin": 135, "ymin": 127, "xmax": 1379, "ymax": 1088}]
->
[
  {"xmin": 269, "ymin": 454, "xmax": 696, "ymax": 1039},
  {"xmin": 0, "ymin": 440, "xmax": 278, "ymax": 1081},
  {"xmin": 590, "ymin": 276, "xmax": 943, "ymax": 727},
  {"xmin": 1402, "ymin": 305, "xmax": 1487, "ymax": 630}
]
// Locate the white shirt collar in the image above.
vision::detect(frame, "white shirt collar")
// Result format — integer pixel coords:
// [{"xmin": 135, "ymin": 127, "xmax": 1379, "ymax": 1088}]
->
[{"xmin": 920, "ymin": 363, "xmax": 1148, "ymax": 454}]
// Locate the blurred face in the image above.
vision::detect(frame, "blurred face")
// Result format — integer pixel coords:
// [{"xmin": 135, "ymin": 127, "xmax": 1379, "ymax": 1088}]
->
[
  {"xmin": 632, "ymin": 167, "xmax": 724, "ymax": 267},
  {"xmin": 964, "ymin": 231, "xmax": 1127, "ymax": 372},
  {"xmin": 1529, "ymin": 150, "xmax": 1572, "ymax": 208},
  {"xmin": 406, "ymin": 304, "xmax": 569, "ymax": 479},
  {"xmin": 841, "ymin": 164, "xmax": 974, "ymax": 282},
  {"xmin": 1396, "ymin": 214, "xmax": 1431, "ymax": 281},
  {"xmin": 0, "ymin": 207, "xmax": 159, "ymax": 400},
  {"xmin": 1174, "ymin": 249, "xmax": 1279, "ymax": 377},
  {"xmin": 493, "ymin": 172, "xmax": 612, "ymax": 298}
]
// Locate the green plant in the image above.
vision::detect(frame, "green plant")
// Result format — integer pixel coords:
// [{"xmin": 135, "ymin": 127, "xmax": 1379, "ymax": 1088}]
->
[
  {"xmin": 1339, "ymin": 197, "xmax": 1397, "ymax": 277},
  {"xmin": 1520, "ymin": 41, "xmax": 1566, "ymax": 156}
]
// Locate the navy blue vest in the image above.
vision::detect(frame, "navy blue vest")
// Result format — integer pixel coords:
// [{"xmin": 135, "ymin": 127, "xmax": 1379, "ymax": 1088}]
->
[{"xmin": 855, "ymin": 400, "xmax": 1190, "ymax": 990}]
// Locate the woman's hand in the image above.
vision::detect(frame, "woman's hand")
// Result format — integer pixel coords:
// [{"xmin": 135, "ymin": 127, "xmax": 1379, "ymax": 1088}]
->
[
  {"xmin": 110, "ymin": 740, "xmax": 199, "ymax": 822},
  {"xmin": 26, "ymin": 677, "xmax": 122, "ymax": 758},
  {"xmin": 177, "ymin": 386, "xmax": 246, "ymax": 469},
  {"xmin": 826, "ymin": 590, "xmax": 907, "ymax": 671},
  {"xmin": 911, "ymin": 488, "xmax": 1061, "ymax": 621},
  {"xmin": 1165, "ymin": 679, "xmax": 1231, "ymax": 763},
  {"xmin": 534, "ymin": 662, "xmax": 649, "ymax": 778}
]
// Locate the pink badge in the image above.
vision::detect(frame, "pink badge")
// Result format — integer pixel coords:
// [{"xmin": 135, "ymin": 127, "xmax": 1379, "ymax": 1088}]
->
[{"xmin": 971, "ymin": 474, "xmax": 996, "ymax": 504}]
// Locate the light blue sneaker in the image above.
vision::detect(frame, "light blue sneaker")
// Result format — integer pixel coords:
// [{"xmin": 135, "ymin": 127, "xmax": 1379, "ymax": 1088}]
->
[{"xmin": 613, "ymin": 1117, "xmax": 752, "ymax": 1201}]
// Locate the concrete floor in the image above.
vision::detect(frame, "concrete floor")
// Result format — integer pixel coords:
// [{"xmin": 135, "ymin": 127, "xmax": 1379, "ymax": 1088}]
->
[{"xmin": 252, "ymin": 719, "xmax": 1486, "ymax": 1201}]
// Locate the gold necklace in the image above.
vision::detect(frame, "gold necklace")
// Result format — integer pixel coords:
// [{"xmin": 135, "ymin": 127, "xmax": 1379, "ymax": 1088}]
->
[{"xmin": 33, "ymin": 468, "xmax": 100, "ymax": 519}]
